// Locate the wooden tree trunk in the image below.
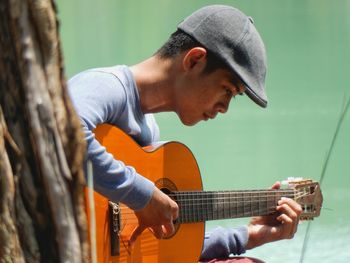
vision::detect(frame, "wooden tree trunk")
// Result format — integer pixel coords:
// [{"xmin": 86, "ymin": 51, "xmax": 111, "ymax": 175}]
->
[{"xmin": 0, "ymin": 0, "xmax": 89, "ymax": 262}]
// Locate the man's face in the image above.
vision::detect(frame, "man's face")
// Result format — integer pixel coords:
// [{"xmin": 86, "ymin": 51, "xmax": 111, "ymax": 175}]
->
[{"xmin": 175, "ymin": 68, "xmax": 245, "ymax": 126}]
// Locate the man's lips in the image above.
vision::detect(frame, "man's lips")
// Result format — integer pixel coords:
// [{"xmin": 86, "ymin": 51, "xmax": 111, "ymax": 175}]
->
[{"xmin": 203, "ymin": 113, "xmax": 217, "ymax": 120}]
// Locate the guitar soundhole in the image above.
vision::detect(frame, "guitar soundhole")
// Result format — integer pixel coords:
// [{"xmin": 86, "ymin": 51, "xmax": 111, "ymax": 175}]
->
[{"xmin": 155, "ymin": 178, "xmax": 180, "ymax": 239}]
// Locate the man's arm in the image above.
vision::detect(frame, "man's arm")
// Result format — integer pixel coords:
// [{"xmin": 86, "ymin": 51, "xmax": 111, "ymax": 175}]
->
[
  {"xmin": 200, "ymin": 226, "xmax": 248, "ymax": 260},
  {"xmin": 69, "ymin": 70, "xmax": 155, "ymax": 209},
  {"xmin": 68, "ymin": 70, "xmax": 179, "ymax": 238}
]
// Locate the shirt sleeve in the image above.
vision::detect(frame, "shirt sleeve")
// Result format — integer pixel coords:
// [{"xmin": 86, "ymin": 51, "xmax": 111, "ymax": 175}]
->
[
  {"xmin": 200, "ymin": 226, "xmax": 248, "ymax": 260},
  {"xmin": 68, "ymin": 70, "xmax": 155, "ymax": 210}
]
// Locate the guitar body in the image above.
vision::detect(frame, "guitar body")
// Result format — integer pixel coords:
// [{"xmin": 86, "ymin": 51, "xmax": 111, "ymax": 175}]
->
[
  {"xmin": 86, "ymin": 124, "xmax": 323, "ymax": 262},
  {"xmin": 88, "ymin": 124, "xmax": 205, "ymax": 263}
]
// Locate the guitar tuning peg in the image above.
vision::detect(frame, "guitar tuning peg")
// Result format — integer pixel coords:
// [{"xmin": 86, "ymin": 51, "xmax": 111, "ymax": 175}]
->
[{"xmin": 281, "ymin": 177, "xmax": 304, "ymax": 188}]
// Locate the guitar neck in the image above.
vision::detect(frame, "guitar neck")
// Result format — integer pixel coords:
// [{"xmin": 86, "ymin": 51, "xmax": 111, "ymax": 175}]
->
[{"xmin": 171, "ymin": 189, "xmax": 295, "ymax": 223}]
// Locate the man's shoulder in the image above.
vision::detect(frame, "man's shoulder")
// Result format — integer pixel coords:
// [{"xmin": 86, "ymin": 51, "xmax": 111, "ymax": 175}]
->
[
  {"xmin": 69, "ymin": 65, "xmax": 128, "ymax": 81},
  {"xmin": 68, "ymin": 65, "xmax": 132, "ymax": 91},
  {"xmin": 87, "ymin": 65, "xmax": 127, "ymax": 76}
]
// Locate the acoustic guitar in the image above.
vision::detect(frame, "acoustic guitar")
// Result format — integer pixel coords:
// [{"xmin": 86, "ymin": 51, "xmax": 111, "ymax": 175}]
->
[{"xmin": 86, "ymin": 124, "xmax": 323, "ymax": 263}]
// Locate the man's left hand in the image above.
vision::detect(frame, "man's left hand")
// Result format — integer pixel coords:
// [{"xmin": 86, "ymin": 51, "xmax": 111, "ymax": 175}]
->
[{"xmin": 246, "ymin": 181, "xmax": 303, "ymax": 249}]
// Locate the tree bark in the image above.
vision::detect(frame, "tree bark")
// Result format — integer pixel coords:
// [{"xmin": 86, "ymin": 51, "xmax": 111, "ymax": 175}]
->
[{"xmin": 0, "ymin": 0, "xmax": 88, "ymax": 262}]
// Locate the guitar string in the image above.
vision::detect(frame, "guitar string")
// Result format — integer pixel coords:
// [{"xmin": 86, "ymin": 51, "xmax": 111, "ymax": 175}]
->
[
  {"xmin": 167, "ymin": 190, "xmax": 306, "ymax": 200},
  {"xmin": 169, "ymin": 189, "xmax": 300, "ymax": 195},
  {"xmin": 117, "ymin": 203, "xmax": 282, "ymax": 216},
  {"xmin": 117, "ymin": 197, "xmax": 308, "ymax": 219},
  {"xmin": 114, "ymin": 193, "xmax": 297, "ymax": 217},
  {"xmin": 169, "ymin": 192, "xmax": 298, "ymax": 200},
  {"xmin": 173, "ymin": 195, "xmax": 297, "ymax": 205},
  {"xmin": 169, "ymin": 190, "xmax": 308, "ymax": 201},
  {"xmin": 115, "ymin": 191, "xmax": 313, "ymax": 222},
  {"xmin": 119, "ymin": 203, "xmax": 315, "ymax": 226},
  {"xmin": 176, "ymin": 192, "xmax": 306, "ymax": 202},
  {"xmin": 176, "ymin": 192, "xmax": 307, "ymax": 208},
  {"xmin": 115, "ymin": 191, "xmax": 306, "ymax": 212},
  {"xmin": 113, "ymin": 193, "xmax": 308, "ymax": 211},
  {"xmin": 170, "ymin": 193, "xmax": 296, "ymax": 196},
  {"xmin": 116, "ymin": 191, "xmax": 310, "ymax": 219},
  {"xmin": 106, "ymin": 191, "xmax": 301, "ymax": 212},
  {"xmin": 116, "ymin": 206, "xmax": 279, "ymax": 224}
]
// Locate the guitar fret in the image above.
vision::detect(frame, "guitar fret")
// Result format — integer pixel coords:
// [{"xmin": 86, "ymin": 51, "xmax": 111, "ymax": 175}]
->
[
  {"xmin": 240, "ymin": 192, "xmax": 244, "ymax": 217},
  {"xmin": 228, "ymin": 191, "xmax": 232, "ymax": 219},
  {"xmin": 223, "ymin": 191, "xmax": 228, "ymax": 219},
  {"xmin": 215, "ymin": 192, "xmax": 219, "ymax": 220},
  {"xmin": 233, "ymin": 192, "xmax": 238, "ymax": 218},
  {"xmin": 251, "ymin": 191, "xmax": 258, "ymax": 216},
  {"xmin": 177, "ymin": 192, "xmax": 183, "ymax": 223},
  {"xmin": 265, "ymin": 191, "xmax": 268, "ymax": 215},
  {"xmin": 235, "ymin": 193, "xmax": 240, "ymax": 218},
  {"xmin": 182, "ymin": 192, "xmax": 187, "ymax": 223},
  {"xmin": 244, "ymin": 191, "xmax": 250, "ymax": 217},
  {"xmin": 257, "ymin": 191, "xmax": 262, "ymax": 215},
  {"xmin": 250, "ymin": 191, "xmax": 254, "ymax": 217},
  {"xmin": 208, "ymin": 192, "xmax": 213, "ymax": 221},
  {"xmin": 194, "ymin": 192, "xmax": 198, "ymax": 222},
  {"xmin": 221, "ymin": 192, "xmax": 225, "ymax": 219},
  {"xmin": 219, "ymin": 192, "xmax": 223, "ymax": 219},
  {"xmin": 185, "ymin": 192, "xmax": 189, "ymax": 222},
  {"xmin": 192, "ymin": 192, "xmax": 196, "ymax": 222},
  {"xmin": 189, "ymin": 192, "xmax": 192, "ymax": 221},
  {"xmin": 200, "ymin": 192, "xmax": 205, "ymax": 222},
  {"xmin": 245, "ymin": 192, "xmax": 250, "ymax": 217}
]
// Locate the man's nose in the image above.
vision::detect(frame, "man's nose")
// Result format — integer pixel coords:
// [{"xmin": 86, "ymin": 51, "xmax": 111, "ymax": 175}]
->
[{"xmin": 216, "ymin": 98, "xmax": 231, "ymax": 113}]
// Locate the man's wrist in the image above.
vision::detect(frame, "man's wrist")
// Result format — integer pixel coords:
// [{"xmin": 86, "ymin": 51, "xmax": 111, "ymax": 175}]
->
[{"xmin": 121, "ymin": 174, "xmax": 155, "ymax": 210}]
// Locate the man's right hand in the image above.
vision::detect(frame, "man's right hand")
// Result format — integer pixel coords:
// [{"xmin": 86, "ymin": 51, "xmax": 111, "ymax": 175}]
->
[{"xmin": 129, "ymin": 187, "xmax": 179, "ymax": 245}]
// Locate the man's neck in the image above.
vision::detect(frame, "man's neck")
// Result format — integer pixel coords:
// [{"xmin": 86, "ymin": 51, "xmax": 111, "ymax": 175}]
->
[{"xmin": 130, "ymin": 56, "xmax": 181, "ymax": 114}]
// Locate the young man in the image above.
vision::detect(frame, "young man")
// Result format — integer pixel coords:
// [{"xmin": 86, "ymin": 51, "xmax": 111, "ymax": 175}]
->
[{"xmin": 68, "ymin": 5, "xmax": 302, "ymax": 261}]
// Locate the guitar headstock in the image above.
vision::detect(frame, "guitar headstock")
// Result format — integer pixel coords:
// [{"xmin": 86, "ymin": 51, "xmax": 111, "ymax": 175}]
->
[{"xmin": 283, "ymin": 178, "xmax": 323, "ymax": 220}]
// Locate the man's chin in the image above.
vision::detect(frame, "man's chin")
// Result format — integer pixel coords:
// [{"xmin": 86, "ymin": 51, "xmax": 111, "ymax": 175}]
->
[{"xmin": 181, "ymin": 118, "xmax": 200, "ymax": 127}]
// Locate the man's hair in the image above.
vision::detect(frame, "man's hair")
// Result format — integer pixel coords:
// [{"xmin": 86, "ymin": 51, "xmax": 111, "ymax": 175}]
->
[{"xmin": 155, "ymin": 29, "xmax": 230, "ymax": 74}]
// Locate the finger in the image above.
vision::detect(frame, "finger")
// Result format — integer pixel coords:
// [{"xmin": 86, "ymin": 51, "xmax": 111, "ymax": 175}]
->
[
  {"xmin": 162, "ymin": 221, "xmax": 175, "ymax": 236},
  {"xmin": 276, "ymin": 214, "xmax": 296, "ymax": 239},
  {"xmin": 278, "ymin": 197, "xmax": 303, "ymax": 216},
  {"xmin": 149, "ymin": 225, "xmax": 164, "ymax": 239},
  {"xmin": 171, "ymin": 201, "xmax": 179, "ymax": 220},
  {"xmin": 270, "ymin": 181, "xmax": 281, "ymax": 190},
  {"xmin": 277, "ymin": 200, "xmax": 301, "ymax": 238},
  {"xmin": 279, "ymin": 203, "xmax": 301, "ymax": 237},
  {"xmin": 277, "ymin": 213, "xmax": 293, "ymax": 225},
  {"xmin": 129, "ymin": 225, "xmax": 146, "ymax": 247},
  {"xmin": 277, "ymin": 201, "xmax": 299, "ymax": 221},
  {"xmin": 277, "ymin": 198, "xmax": 302, "ymax": 229}
]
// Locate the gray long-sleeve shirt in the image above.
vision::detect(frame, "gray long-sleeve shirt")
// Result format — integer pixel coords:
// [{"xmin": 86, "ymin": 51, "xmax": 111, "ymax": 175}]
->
[{"xmin": 68, "ymin": 65, "xmax": 248, "ymax": 259}]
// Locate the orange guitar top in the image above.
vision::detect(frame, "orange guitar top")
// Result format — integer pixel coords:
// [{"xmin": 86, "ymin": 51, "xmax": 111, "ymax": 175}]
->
[{"xmin": 85, "ymin": 124, "xmax": 322, "ymax": 263}]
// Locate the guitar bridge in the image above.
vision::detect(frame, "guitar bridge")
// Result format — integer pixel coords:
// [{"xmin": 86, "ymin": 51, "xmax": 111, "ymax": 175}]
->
[{"xmin": 109, "ymin": 201, "xmax": 121, "ymax": 256}]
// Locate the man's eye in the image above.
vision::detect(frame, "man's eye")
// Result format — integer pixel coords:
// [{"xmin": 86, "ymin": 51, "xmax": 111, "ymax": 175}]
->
[{"xmin": 225, "ymin": 88, "xmax": 233, "ymax": 96}]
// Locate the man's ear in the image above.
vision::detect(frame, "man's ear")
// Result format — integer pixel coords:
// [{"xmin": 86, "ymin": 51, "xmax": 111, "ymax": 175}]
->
[{"xmin": 182, "ymin": 47, "xmax": 207, "ymax": 72}]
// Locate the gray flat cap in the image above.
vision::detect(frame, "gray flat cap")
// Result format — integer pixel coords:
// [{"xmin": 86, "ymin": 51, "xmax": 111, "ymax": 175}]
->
[{"xmin": 178, "ymin": 5, "xmax": 268, "ymax": 107}]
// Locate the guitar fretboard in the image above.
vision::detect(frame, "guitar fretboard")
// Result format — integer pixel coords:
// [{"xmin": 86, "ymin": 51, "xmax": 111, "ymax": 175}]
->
[{"xmin": 170, "ymin": 189, "xmax": 295, "ymax": 223}]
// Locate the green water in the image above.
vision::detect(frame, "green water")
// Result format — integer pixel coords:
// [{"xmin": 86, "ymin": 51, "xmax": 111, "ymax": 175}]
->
[{"xmin": 57, "ymin": 0, "xmax": 350, "ymax": 262}]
